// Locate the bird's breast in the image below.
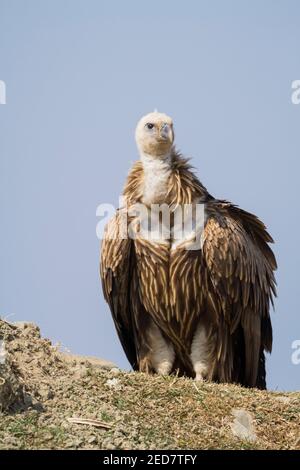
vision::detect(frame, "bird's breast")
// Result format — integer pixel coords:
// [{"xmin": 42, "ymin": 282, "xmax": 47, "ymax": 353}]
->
[{"xmin": 133, "ymin": 212, "xmax": 204, "ymax": 331}]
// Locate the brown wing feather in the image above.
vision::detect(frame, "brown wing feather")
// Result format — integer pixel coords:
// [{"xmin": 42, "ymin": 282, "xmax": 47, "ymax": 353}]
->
[
  {"xmin": 100, "ymin": 209, "xmax": 137, "ymax": 369},
  {"xmin": 203, "ymin": 200, "xmax": 276, "ymax": 386}
]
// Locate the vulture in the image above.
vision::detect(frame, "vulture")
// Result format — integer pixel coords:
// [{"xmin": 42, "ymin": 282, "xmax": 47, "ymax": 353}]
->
[{"xmin": 100, "ymin": 111, "xmax": 277, "ymax": 389}]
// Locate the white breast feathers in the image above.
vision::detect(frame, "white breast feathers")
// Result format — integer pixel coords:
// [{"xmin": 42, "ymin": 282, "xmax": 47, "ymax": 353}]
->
[{"xmin": 141, "ymin": 153, "xmax": 171, "ymax": 206}]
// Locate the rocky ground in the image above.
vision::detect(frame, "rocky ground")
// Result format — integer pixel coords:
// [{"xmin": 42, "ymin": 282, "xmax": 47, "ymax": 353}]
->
[{"xmin": 0, "ymin": 319, "xmax": 299, "ymax": 450}]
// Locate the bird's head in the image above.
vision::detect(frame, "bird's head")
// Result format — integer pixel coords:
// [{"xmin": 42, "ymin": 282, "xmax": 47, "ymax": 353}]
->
[{"xmin": 135, "ymin": 111, "xmax": 174, "ymax": 158}]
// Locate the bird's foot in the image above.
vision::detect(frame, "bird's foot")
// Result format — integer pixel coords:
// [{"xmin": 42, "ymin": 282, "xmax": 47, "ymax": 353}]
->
[
  {"xmin": 156, "ymin": 361, "xmax": 173, "ymax": 376},
  {"xmin": 195, "ymin": 373, "xmax": 205, "ymax": 382}
]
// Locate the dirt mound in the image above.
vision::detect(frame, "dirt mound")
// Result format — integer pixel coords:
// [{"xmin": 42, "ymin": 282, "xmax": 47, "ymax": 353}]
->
[
  {"xmin": 0, "ymin": 319, "xmax": 299, "ymax": 450},
  {"xmin": 0, "ymin": 328, "xmax": 24, "ymax": 412}
]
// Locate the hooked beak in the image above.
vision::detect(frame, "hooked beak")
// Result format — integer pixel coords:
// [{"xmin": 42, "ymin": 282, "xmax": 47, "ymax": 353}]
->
[{"xmin": 159, "ymin": 124, "xmax": 170, "ymax": 141}]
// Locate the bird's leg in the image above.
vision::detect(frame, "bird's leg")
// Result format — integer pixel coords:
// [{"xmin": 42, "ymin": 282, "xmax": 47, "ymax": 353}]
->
[
  {"xmin": 190, "ymin": 322, "xmax": 213, "ymax": 381},
  {"xmin": 139, "ymin": 356, "xmax": 152, "ymax": 374},
  {"xmin": 156, "ymin": 359, "xmax": 173, "ymax": 376},
  {"xmin": 148, "ymin": 320, "xmax": 175, "ymax": 376},
  {"xmin": 194, "ymin": 365, "xmax": 207, "ymax": 382}
]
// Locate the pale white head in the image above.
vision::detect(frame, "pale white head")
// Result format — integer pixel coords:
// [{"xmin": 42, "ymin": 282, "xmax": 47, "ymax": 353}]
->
[{"xmin": 135, "ymin": 111, "xmax": 174, "ymax": 158}]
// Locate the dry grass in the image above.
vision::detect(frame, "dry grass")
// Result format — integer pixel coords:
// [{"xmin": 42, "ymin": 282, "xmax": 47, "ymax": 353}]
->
[{"xmin": 0, "ymin": 320, "xmax": 299, "ymax": 450}]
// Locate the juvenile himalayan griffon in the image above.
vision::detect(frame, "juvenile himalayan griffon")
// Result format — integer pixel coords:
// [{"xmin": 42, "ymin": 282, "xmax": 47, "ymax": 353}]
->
[{"xmin": 100, "ymin": 112, "xmax": 277, "ymax": 389}]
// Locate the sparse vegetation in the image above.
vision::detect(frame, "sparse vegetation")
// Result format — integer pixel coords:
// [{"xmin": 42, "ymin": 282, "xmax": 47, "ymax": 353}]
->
[{"xmin": 0, "ymin": 320, "xmax": 299, "ymax": 450}]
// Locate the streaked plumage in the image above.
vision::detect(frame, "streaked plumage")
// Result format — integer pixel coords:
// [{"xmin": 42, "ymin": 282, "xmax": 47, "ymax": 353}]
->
[{"xmin": 100, "ymin": 112, "xmax": 277, "ymax": 388}]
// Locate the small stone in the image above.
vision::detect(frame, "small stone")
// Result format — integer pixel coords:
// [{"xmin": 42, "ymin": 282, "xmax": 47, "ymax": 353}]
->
[
  {"xmin": 275, "ymin": 396, "xmax": 292, "ymax": 404},
  {"xmin": 230, "ymin": 409, "xmax": 257, "ymax": 443},
  {"xmin": 105, "ymin": 378, "xmax": 121, "ymax": 390},
  {"xmin": 104, "ymin": 442, "xmax": 116, "ymax": 450}
]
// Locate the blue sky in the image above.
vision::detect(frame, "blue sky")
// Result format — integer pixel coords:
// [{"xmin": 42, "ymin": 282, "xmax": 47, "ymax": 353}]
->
[{"xmin": 0, "ymin": 0, "xmax": 299, "ymax": 390}]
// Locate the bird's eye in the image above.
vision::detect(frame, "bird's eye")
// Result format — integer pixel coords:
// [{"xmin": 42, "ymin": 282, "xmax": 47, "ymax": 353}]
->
[{"xmin": 146, "ymin": 123, "xmax": 154, "ymax": 130}]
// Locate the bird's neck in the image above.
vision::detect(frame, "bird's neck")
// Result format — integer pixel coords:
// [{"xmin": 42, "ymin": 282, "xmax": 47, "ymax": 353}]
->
[{"xmin": 140, "ymin": 152, "xmax": 172, "ymax": 206}]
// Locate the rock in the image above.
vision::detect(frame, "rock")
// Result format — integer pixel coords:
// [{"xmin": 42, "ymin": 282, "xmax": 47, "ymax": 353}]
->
[
  {"xmin": 230, "ymin": 409, "xmax": 257, "ymax": 443},
  {"xmin": 105, "ymin": 378, "xmax": 121, "ymax": 390},
  {"xmin": 274, "ymin": 396, "xmax": 292, "ymax": 404}
]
